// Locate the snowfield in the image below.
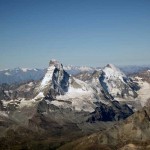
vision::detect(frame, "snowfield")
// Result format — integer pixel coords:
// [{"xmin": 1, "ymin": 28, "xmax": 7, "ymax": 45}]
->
[
  {"xmin": 136, "ymin": 78, "xmax": 150, "ymax": 107},
  {"xmin": 40, "ymin": 66, "xmax": 55, "ymax": 90}
]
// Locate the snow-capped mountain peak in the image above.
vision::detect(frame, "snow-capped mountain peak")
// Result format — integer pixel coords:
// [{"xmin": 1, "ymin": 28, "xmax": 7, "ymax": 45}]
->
[
  {"xmin": 38, "ymin": 60, "xmax": 97, "ymax": 112},
  {"xmin": 40, "ymin": 59, "xmax": 62, "ymax": 90},
  {"xmin": 103, "ymin": 64, "xmax": 126, "ymax": 79},
  {"xmin": 39, "ymin": 59, "xmax": 70, "ymax": 96},
  {"xmin": 49, "ymin": 59, "xmax": 63, "ymax": 70},
  {"xmin": 100, "ymin": 64, "xmax": 139, "ymax": 98}
]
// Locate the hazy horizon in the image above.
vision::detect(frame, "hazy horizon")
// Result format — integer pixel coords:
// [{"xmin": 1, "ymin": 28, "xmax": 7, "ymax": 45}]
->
[
  {"xmin": 1, "ymin": 60, "xmax": 150, "ymax": 71},
  {"xmin": 1, "ymin": 0, "xmax": 150, "ymax": 69}
]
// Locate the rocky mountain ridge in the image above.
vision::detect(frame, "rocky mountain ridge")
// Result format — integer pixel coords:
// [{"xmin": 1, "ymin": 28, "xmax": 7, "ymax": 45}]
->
[
  {"xmin": 0, "ymin": 59, "xmax": 150, "ymax": 149},
  {"xmin": 59, "ymin": 106, "xmax": 150, "ymax": 150}
]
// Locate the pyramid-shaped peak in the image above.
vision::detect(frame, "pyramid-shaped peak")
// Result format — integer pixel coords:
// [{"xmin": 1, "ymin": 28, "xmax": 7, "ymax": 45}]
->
[
  {"xmin": 106, "ymin": 64, "xmax": 118, "ymax": 70},
  {"xmin": 49, "ymin": 59, "xmax": 59, "ymax": 65},
  {"xmin": 103, "ymin": 63, "xmax": 126, "ymax": 78},
  {"xmin": 104, "ymin": 63, "xmax": 124, "ymax": 73},
  {"xmin": 39, "ymin": 59, "xmax": 66, "ymax": 91},
  {"xmin": 49, "ymin": 59, "xmax": 63, "ymax": 70}
]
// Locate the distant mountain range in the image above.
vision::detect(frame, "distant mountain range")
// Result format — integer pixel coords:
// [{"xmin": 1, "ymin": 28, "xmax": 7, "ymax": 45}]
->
[
  {"xmin": 0, "ymin": 65, "xmax": 150, "ymax": 84},
  {"xmin": 0, "ymin": 68, "xmax": 46, "ymax": 84}
]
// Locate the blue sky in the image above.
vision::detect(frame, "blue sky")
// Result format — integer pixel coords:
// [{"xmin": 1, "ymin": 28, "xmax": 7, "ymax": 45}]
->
[{"xmin": 0, "ymin": 0, "xmax": 150, "ymax": 69}]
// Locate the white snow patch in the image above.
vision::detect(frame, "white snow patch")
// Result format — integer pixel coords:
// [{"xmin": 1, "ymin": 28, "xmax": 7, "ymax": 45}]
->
[
  {"xmin": 19, "ymin": 98, "xmax": 36, "ymax": 108},
  {"xmin": 2, "ymin": 98, "xmax": 39, "ymax": 109},
  {"xmin": 4, "ymin": 72, "xmax": 11, "ymax": 76},
  {"xmin": 26, "ymin": 88, "xmax": 31, "ymax": 92},
  {"xmin": 54, "ymin": 78, "xmax": 97, "ymax": 112},
  {"xmin": 78, "ymin": 66, "xmax": 93, "ymax": 72},
  {"xmin": 57, "ymin": 87, "xmax": 89, "ymax": 99},
  {"xmin": 91, "ymin": 77, "xmax": 99, "ymax": 84},
  {"xmin": 134, "ymin": 76, "xmax": 143, "ymax": 80},
  {"xmin": 34, "ymin": 92, "xmax": 44, "ymax": 100},
  {"xmin": 64, "ymin": 65, "xmax": 73, "ymax": 70},
  {"xmin": 1, "ymin": 100, "xmax": 14, "ymax": 107},
  {"xmin": 64, "ymin": 65, "xmax": 94, "ymax": 73},
  {"xmin": 51, "ymin": 97, "xmax": 96, "ymax": 112},
  {"xmin": 28, "ymin": 82, "xmax": 34, "ymax": 86},
  {"xmin": 72, "ymin": 98, "xmax": 96, "ymax": 112},
  {"xmin": 50, "ymin": 100, "xmax": 70, "ymax": 109},
  {"xmin": 4, "ymin": 91, "xmax": 9, "ymax": 97},
  {"xmin": 40, "ymin": 65, "xmax": 55, "ymax": 90},
  {"xmin": 127, "ymin": 104, "xmax": 134, "ymax": 109},
  {"xmin": 33, "ymin": 68, "xmax": 38, "ymax": 71},
  {"xmin": 103, "ymin": 64, "xmax": 126, "ymax": 82},
  {"xmin": 136, "ymin": 80, "xmax": 150, "ymax": 107},
  {"xmin": 21, "ymin": 68, "xmax": 29, "ymax": 72}
]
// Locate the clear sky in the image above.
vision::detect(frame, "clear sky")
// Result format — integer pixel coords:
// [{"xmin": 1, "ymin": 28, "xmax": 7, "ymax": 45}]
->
[{"xmin": 0, "ymin": 0, "xmax": 150, "ymax": 69}]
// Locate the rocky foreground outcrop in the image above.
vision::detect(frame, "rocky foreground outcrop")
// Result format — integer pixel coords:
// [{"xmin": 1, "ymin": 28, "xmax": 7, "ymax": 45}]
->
[{"xmin": 59, "ymin": 106, "xmax": 150, "ymax": 150}]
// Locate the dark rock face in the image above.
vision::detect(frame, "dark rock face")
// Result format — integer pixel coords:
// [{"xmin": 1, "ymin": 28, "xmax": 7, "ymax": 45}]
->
[
  {"xmin": 59, "ymin": 106, "xmax": 150, "ymax": 150},
  {"xmin": 44, "ymin": 65, "xmax": 70, "ymax": 100},
  {"xmin": 99, "ymin": 72, "xmax": 114, "ymax": 100},
  {"xmin": 100, "ymin": 71, "xmax": 138, "ymax": 98},
  {"xmin": 44, "ymin": 88, "xmax": 58, "ymax": 100},
  {"xmin": 0, "ymin": 84, "xmax": 11, "ymax": 100},
  {"xmin": 0, "ymin": 101, "xmax": 3, "ymax": 111},
  {"xmin": 52, "ymin": 68, "xmax": 70, "ymax": 95},
  {"xmin": 87, "ymin": 101, "xmax": 133, "ymax": 122},
  {"xmin": 0, "ymin": 81, "xmax": 37, "ymax": 101},
  {"xmin": 37, "ymin": 100, "xmax": 49, "ymax": 114},
  {"xmin": 123, "ymin": 77, "xmax": 140, "ymax": 94}
]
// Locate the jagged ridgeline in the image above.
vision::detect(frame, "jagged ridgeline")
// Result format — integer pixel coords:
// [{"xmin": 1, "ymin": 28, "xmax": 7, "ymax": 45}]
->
[{"xmin": 0, "ymin": 59, "xmax": 150, "ymax": 150}]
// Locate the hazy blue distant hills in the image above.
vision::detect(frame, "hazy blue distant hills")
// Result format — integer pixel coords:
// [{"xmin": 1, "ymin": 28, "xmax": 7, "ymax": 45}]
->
[
  {"xmin": 119, "ymin": 65, "xmax": 150, "ymax": 75},
  {"xmin": 0, "ymin": 68, "xmax": 46, "ymax": 84}
]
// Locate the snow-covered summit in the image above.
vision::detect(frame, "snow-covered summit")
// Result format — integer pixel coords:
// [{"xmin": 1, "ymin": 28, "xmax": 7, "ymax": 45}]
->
[
  {"xmin": 40, "ymin": 60, "xmax": 63, "ymax": 90},
  {"xmin": 49, "ymin": 59, "xmax": 63, "ymax": 70},
  {"xmin": 100, "ymin": 64, "xmax": 138, "ymax": 98},
  {"xmin": 103, "ymin": 64, "xmax": 126, "ymax": 80},
  {"xmin": 38, "ymin": 60, "xmax": 97, "ymax": 112}
]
